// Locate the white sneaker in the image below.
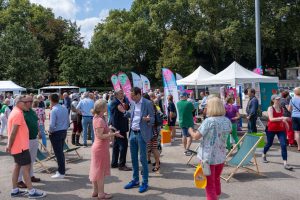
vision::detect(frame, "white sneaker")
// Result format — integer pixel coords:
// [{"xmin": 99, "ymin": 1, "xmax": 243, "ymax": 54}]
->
[{"xmin": 51, "ymin": 171, "xmax": 65, "ymax": 179}]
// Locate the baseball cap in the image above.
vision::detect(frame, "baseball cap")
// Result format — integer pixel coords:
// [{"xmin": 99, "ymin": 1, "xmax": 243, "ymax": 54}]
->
[
  {"xmin": 271, "ymin": 94, "xmax": 281, "ymax": 100},
  {"xmin": 180, "ymin": 92, "xmax": 188, "ymax": 97}
]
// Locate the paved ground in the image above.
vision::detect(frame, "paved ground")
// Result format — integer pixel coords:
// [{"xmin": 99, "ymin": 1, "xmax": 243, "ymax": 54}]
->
[{"xmin": 1, "ymin": 121, "xmax": 300, "ymax": 199}]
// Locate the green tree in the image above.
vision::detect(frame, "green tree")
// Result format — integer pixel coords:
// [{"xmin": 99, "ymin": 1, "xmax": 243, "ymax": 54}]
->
[
  {"xmin": 0, "ymin": 23, "xmax": 48, "ymax": 88},
  {"xmin": 157, "ymin": 30, "xmax": 195, "ymax": 78}
]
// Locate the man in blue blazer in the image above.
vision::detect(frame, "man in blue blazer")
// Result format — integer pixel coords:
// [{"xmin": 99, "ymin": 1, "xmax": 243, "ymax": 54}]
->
[{"xmin": 119, "ymin": 87, "xmax": 155, "ymax": 193}]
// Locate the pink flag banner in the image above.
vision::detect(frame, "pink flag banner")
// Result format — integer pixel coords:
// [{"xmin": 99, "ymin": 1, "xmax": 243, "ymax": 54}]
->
[
  {"xmin": 111, "ymin": 74, "xmax": 121, "ymax": 91},
  {"xmin": 162, "ymin": 68, "xmax": 179, "ymax": 118},
  {"xmin": 118, "ymin": 72, "xmax": 132, "ymax": 101}
]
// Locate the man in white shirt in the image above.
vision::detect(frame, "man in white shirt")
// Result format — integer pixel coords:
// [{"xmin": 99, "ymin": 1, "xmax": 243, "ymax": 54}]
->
[{"xmin": 120, "ymin": 87, "xmax": 154, "ymax": 193}]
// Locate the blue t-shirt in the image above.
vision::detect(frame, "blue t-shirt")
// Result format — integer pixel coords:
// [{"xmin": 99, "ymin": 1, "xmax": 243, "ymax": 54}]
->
[{"xmin": 289, "ymin": 97, "xmax": 300, "ymax": 118}]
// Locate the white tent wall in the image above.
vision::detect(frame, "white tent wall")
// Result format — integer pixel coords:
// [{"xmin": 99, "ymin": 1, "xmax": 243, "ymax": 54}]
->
[
  {"xmin": 176, "ymin": 65, "xmax": 214, "ymax": 86},
  {"xmin": 197, "ymin": 61, "xmax": 279, "ymax": 86},
  {"xmin": 0, "ymin": 81, "xmax": 26, "ymax": 95},
  {"xmin": 176, "ymin": 66, "xmax": 214, "ymax": 99}
]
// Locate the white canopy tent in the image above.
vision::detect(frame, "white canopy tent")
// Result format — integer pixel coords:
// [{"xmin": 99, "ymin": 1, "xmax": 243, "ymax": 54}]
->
[
  {"xmin": 0, "ymin": 81, "xmax": 26, "ymax": 94},
  {"xmin": 198, "ymin": 61, "xmax": 279, "ymax": 86},
  {"xmin": 176, "ymin": 65, "xmax": 214, "ymax": 86}
]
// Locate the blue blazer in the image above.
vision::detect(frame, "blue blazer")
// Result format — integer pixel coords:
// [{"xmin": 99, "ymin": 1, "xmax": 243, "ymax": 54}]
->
[{"xmin": 125, "ymin": 97, "xmax": 155, "ymax": 142}]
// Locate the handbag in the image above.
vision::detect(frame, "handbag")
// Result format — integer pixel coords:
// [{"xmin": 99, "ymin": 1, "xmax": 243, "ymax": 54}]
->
[{"xmin": 201, "ymin": 160, "xmax": 211, "ymax": 176}]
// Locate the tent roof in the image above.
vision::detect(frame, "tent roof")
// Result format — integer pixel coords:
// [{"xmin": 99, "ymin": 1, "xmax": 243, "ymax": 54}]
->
[
  {"xmin": 0, "ymin": 81, "xmax": 26, "ymax": 92},
  {"xmin": 176, "ymin": 66, "xmax": 214, "ymax": 85},
  {"xmin": 198, "ymin": 61, "xmax": 279, "ymax": 86}
]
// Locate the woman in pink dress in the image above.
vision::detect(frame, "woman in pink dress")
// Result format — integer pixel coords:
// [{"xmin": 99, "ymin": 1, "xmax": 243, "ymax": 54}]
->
[{"xmin": 89, "ymin": 99, "xmax": 123, "ymax": 199}]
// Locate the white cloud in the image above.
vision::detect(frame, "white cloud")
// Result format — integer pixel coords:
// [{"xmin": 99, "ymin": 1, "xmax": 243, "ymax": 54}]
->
[
  {"xmin": 84, "ymin": 0, "xmax": 93, "ymax": 13},
  {"xmin": 30, "ymin": 0, "xmax": 78, "ymax": 20},
  {"xmin": 77, "ymin": 9, "xmax": 109, "ymax": 47},
  {"xmin": 29, "ymin": 1, "xmax": 109, "ymax": 47}
]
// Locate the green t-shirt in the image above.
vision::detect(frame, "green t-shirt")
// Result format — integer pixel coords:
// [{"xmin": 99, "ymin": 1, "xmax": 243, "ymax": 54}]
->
[
  {"xmin": 24, "ymin": 108, "xmax": 39, "ymax": 139},
  {"xmin": 176, "ymin": 100, "xmax": 194, "ymax": 128}
]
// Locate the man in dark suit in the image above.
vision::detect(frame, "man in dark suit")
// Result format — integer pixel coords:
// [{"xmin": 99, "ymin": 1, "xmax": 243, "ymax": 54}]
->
[
  {"xmin": 110, "ymin": 89, "xmax": 131, "ymax": 171},
  {"xmin": 246, "ymin": 88, "xmax": 259, "ymax": 133},
  {"xmin": 119, "ymin": 87, "xmax": 155, "ymax": 193}
]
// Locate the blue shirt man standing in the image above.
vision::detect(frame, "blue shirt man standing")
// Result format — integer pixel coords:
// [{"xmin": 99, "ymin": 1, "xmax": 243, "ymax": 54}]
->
[
  {"xmin": 76, "ymin": 92, "xmax": 95, "ymax": 147},
  {"xmin": 49, "ymin": 93, "xmax": 69, "ymax": 179}
]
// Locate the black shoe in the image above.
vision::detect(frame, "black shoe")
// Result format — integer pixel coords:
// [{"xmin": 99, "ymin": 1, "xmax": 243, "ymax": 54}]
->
[
  {"xmin": 152, "ymin": 161, "xmax": 161, "ymax": 166},
  {"xmin": 152, "ymin": 166, "xmax": 160, "ymax": 172},
  {"xmin": 148, "ymin": 160, "xmax": 151, "ymax": 164},
  {"xmin": 262, "ymin": 156, "xmax": 269, "ymax": 163},
  {"xmin": 75, "ymin": 143, "xmax": 83, "ymax": 146},
  {"xmin": 111, "ymin": 164, "xmax": 118, "ymax": 168},
  {"xmin": 119, "ymin": 166, "xmax": 132, "ymax": 171}
]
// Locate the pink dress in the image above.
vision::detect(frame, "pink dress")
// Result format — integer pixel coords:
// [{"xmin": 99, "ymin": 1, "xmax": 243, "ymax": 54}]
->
[{"xmin": 89, "ymin": 115, "xmax": 111, "ymax": 182}]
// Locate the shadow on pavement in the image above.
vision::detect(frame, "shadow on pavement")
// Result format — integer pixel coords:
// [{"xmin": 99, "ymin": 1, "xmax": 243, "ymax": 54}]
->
[
  {"xmin": 230, "ymin": 171, "xmax": 296, "ymax": 182},
  {"xmin": 37, "ymin": 173, "xmax": 91, "ymax": 193},
  {"xmin": 46, "ymin": 193, "xmax": 91, "ymax": 200},
  {"xmin": 113, "ymin": 192, "xmax": 170, "ymax": 200}
]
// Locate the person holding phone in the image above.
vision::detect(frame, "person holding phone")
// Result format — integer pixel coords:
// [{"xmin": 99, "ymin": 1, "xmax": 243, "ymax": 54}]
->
[
  {"xmin": 89, "ymin": 99, "xmax": 123, "ymax": 199},
  {"xmin": 110, "ymin": 89, "xmax": 131, "ymax": 171},
  {"xmin": 120, "ymin": 87, "xmax": 155, "ymax": 193}
]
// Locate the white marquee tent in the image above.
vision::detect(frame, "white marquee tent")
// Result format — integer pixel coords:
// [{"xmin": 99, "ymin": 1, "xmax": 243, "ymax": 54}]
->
[
  {"xmin": 0, "ymin": 81, "xmax": 26, "ymax": 94},
  {"xmin": 198, "ymin": 61, "xmax": 279, "ymax": 86},
  {"xmin": 176, "ymin": 65, "xmax": 214, "ymax": 85}
]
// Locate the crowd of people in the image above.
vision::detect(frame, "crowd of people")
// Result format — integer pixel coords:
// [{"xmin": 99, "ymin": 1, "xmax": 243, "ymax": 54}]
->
[{"xmin": 1, "ymin": 86, "xmax": 300, "ymax": 200}]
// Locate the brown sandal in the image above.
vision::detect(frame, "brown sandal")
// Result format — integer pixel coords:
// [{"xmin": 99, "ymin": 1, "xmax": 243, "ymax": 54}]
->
[
  {"xmin": 92, "ymin": 193, "xmax": 98, "ymax": 197},
  {"xmin": 98, "ymin": 193, "xmax": 112, "ymax": 199}
]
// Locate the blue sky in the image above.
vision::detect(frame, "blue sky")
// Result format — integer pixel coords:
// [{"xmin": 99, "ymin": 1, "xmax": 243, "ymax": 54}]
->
[{"xmin": 29, "ymin": 0, "xmax": 134, "ymax": 46}]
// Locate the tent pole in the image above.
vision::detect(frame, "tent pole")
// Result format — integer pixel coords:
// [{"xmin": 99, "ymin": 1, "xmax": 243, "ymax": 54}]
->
[{"xmin": 195, "ymin": 82, "xmax": 198, "ymax": 99}]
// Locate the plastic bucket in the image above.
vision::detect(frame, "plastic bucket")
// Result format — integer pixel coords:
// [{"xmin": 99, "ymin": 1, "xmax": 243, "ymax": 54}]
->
[
  {"xmin": 250, "ymin": 132, "xmax": 265, "ymax": 153},
  {"xmin": 160, "ymin": 129, "xmax": 171, "ymax": 147}
]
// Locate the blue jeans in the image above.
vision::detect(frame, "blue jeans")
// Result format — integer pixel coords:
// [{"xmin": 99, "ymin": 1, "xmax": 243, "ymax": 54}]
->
[
  {"xmin": 39, "ymin": 124, "xmax": 47, "ymax": 147},
  {"xmin": 129, "ymin": 131, "xmax": 148, "ymax": 184},
  {"xmin": 82, "ymin": 116, "xmax": 94, "ymax": 145},
  {"xmin": 263, "ymin": 131, "xmax": 287, "ymax": 160}
]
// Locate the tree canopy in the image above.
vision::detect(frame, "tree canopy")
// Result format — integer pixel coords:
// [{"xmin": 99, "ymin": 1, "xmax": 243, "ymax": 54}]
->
[{"xmin": 0, "ymin": 0, "xmax": 299, "ymax": 88}]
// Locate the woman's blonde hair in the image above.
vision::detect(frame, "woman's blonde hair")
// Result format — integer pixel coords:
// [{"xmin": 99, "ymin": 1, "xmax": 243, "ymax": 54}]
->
[
  {"xmin": 91, "ymin": 99, "xmax": 107, "ymax": 115},
  {"xmin": 32, "ymin": 99, "xmax": 39, "ymax": 108},
  {"xmin": 206, "ymin": 97, "xmax": 225, "ymax": 117},
  {"xmin": 294, "ymin": 87, "xmax": 300, "ymax": 96}
]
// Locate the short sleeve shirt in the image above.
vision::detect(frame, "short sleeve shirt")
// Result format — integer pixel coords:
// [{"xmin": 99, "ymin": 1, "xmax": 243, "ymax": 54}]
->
[
  {"xmin": 93, "ymin": 116, "xmax": 109, "ymax": 135},
  {"xmin": 33, "ymin": 107, "xmax": 46, "ymax": 125},
  {"xmin": 167, "ymin": 102, "xmax": 177, "ymax": 120},
  {"xmin": 197, "ymin": 116, "xmax": 232, "ymax": 165},
  {"xmin": 225, "ymin": 104, "xmax": 239, "ymax": 123},
  {"xmin": 177, "ymin": 100, "xmax": 194, "ymax": 128},
  {"xmin": 24, "ymin": 109, "xmax": 39, "ymax": 140},
  {"xmin": 289, "ymin": 97, "xmax": 300, "ymax": 118},
  {"xmin": 280, "ymin": 98, "xmax": 291, "ymax": 117},
  {"xmin": 7, "ymin": 107, "xmax": 29, "ymax": 155}
]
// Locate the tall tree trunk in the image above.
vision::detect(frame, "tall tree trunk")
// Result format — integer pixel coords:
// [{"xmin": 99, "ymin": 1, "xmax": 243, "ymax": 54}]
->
[{"xmin": 280, "ymin": 48, "xmax": 286, "ymax": 79}]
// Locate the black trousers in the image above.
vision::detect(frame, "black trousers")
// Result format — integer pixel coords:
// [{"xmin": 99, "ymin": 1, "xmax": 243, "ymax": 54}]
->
[
  {"xmin": 49, "ymin": 130, "xmax": 67, "ymax": 175},
  {"xmin": 111, "ymin": 134, "xmax": 128, "ymax": 167},
  {"xmin": 247, "ymin": 117, "xmax": 257, "ymax": 133}
]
